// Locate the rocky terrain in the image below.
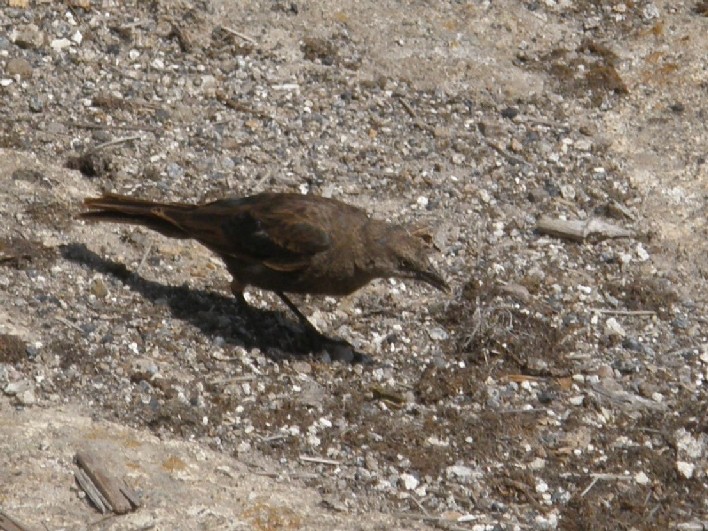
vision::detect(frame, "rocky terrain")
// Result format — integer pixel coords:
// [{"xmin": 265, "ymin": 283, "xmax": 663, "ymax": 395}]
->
[{"xmin": 0, "ymin": 1, "xmax": 706, "ymax": 529}]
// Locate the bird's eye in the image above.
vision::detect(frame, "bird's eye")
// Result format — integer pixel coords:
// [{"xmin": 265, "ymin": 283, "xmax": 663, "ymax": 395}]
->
[{"xmin": 398, "ymin": 257, "xmax": 412, "ymax": 269}]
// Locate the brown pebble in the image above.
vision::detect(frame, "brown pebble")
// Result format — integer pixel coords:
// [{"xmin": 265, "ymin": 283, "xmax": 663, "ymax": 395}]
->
[
  {"xmin": 90, "ymin": 276, "xmax": 109, "ymax": 298},
  {"xmin": 6, "ymin": 57, "xmax": 33, "ymax": 79},
  {"xmin": 595, "ymin": 364, "xmax": 615, "ymax": 379}
]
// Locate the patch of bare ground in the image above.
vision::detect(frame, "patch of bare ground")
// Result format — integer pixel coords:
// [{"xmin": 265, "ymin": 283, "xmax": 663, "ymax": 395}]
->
[{"xmin": 0, "ymin": 1, "xmax": 705, "ymax": 529}]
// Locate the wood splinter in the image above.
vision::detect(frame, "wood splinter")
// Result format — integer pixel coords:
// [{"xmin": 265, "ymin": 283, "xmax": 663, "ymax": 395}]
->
[
  {"xmin": 536, "ymin": 216, "xmax": 635, "ymax": 242},
  {"xmin": 74, "ymin": 449, "xmax": 141, "ymax": 515}
]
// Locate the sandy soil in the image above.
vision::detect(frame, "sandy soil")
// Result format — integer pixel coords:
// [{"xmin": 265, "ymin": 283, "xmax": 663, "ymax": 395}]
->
[{"xmin": 1, "ymin": 1, "xmax": 706, "ymax": 529}]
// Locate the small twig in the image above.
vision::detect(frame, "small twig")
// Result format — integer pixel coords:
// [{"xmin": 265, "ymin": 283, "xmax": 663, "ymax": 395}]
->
[
  {"xmin": 516, "ymin": 115, "xmax": 571, "ymax": 131},
  {"xmin": 394, "ymin": 93, "xmax": 417, "ymax": 118},
  {"xmin": 503, "ymin": 478, "xmax": 545, "ymax": 512},
  {"xmin": 55, "ymin": 316, "xmax": 85, "ymax": 333},
  {"xmin": 299, "ymin": 455, "xmax": 341, "ymax": 466},
  {"xmin": 561, "ymin": 472, "xmax": 634, "ymax": 480},
  {"xmin": 67, "ymin": 121, "xmax": 161, "ymax": 133},
  {"xmin": 536, "ymin": 216, "xmax": 635, "ymax": 242},
  {"xmin": 590, "ymin": 308, "xmax": 656, "ymax": 316},
  {"xmin": 663, "ymin": 346, "xmax": 704, "ymax": 357},
  {"xmin": 92, "ymin": 135, "xmax": 142, "ymax": 153},
  {"xmin": 254, "ymin": 471, "xmax": 320, "ymax": 480},
  {"xmin": 136, "ymin": 243, "xmax": 153, "ymax": 273},
  {"xmin": 580, "ymin": 476, "xmax": 599, "ymax": 497},
  {"xmin": 261, "ymin": 434, "xmax": 289, "ymax": 443},
  {"xmin": 496, "ymin": 408, "xmax": 542, "ymax": 414},
  {"xmin": 220, "ymin": 26, "xmax": 257, "ymax": 45},
  {"xmin": 393, "ymin": 512, "xmax": 470, "ymax": 531},
  {"xmin": 482, "ymin": 138, "xmax": 530, "ymax": 166},
  {"xmin": 411, "ymin": 495, "xmax": 430, "ymax": 518}
]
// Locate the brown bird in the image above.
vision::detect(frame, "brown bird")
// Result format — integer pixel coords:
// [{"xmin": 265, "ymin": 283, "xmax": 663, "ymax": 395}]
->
[{"xmin": 80, "ymin": 192, "xmax": 448, "ymax": 342}]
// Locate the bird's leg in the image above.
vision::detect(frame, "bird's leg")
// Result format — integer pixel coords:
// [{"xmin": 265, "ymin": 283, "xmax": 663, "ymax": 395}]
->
[
  {"xmin": 274, "ymin": 292, "xmax": 364, "ymax": 362},
  {"xmin": 275, "ymin": 291, "xmax": 323, "ymax": 339},
  {"xmin": 230, "ymin": 279, "xmax": 261, "ymax": 330},
  {"xmin": 232, "ymin": 283, "xmax": 325, "ymax": 341},
  {"xmin": 275, "ymin": 291, "xmax": 365, "ymax": 362}
]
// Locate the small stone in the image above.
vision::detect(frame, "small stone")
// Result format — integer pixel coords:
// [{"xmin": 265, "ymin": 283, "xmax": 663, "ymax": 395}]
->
[
  {"xmin": 584, "ymin": 17, "xmax": 601, "ymax": 30},
  {"xmin": 528, "ymin": 188, "xmax": 549, "ymax": 203},
  {"xmin": 13, "ymin": 25, "xmax": 45, "ymax": 50},
  {"xmin": 676, "ymin": 461, "xmax": 694, "ymax": 479},
  {"xmin": 500, "ymin": 283, "xmax": 530, "ymax": 302},
  {"xmin": 622, "ymin": 337, "xmax": 644, "ymax": 353},
  {"xmin": 6, "ymin": 58, "xmax": 33, "ymax": 79},
  {"xmin": 4, "ymin": 380, "xmax": 30, "ymax": 396},
  {"xmin": 90, "ymin": 276, "xmax": 109, "ymax": 298},
  {"xmin": 613, "ymin": 359, "xmax": 642, "ymax": 374},
  {"xmin": 45, "ymin": 122, "xmax": 66, "ymax": 135},
  {"xmin": 446, "ymin": 465, "xmax": 474, "ymax": 480},
  {"xmin": 634, "ymin": 471, "xmax": 650, "ymax": 485},
  {"xmin": 132, "ymin": 358, "xmax": 158, "ymax": 380},
  {"xmin": 500, "ymin": 107, "xmax": 519, "ymax": 119},
  {"xmin": 28, "ymin": 95, "xmax": 43, "ymax": 113},
  {"xmin": 509, "ymin": 138, "xmax": 523, "ymax": 153},
  {"xmin": 478, "ymin": 121, "xmax": 503, "ymax": 137},
  {"xmin": 427, "ymin": 327, "xmax": 448, "ymax": 341},
  {"xmin": 17, "ymin": 388, "xmax": 36, "ymax": 406},
  {"xmin": 596, "ymin": 365, "xmax": 614, "ymax": 379},
  {"xmin": 166, "ymin": 162, "xmax": 184, "ymax": 179},
  {"xmin": 575, "ymin": 139, "xmax": 592, "ymax": 151},
  {"xmin": 365, "ymin": 453, "xmax": 379, "ymax": 471},
  {"xmin": 535, "ymin": 479, "xmax": 548, "ymax": 493},
  {"xmin": 291, "ymin": 361, "xmax": 312, "ymax": 374},
  {"xmin": 25, "ymin": 344, "xmax": 40, "ymax": 359},
  {"xmin": 50, "ymin": 38, "xmax": 72, "ymax": 52},
  {"xmin": 672, "ymin": 317, "xmax": 690, "ymax": 330},
  {"xmin": 237, "ymin": 441, "xmax": 251, "ymax": 453},
  {"xmin": 636, "ymin": 243, "xmax": 650, "ymax": 261},
  {"xmin": 529, "ymin": 457, "xmax": 546, "ymax": 470},
  {"xmin": 642, "ymin": 3, "xmax": 660, "ymax": 20},
  {"xmin": 605, "ymin": 317, "xmax": 626, "ymax": 337},
  {"xmin": 478, "ymin": 189, "xmax": 492, "ymax": 204},
  {"xmin": 569, "ymin": 395, "xmax": 585, "ymax": 406},
  {"xmin": 560, "ymin": 184, "xmax": 575, "ymax": 200},
  {"xmin": 400, "ymin": 473, "xmax": 419, "ymax": 490}
]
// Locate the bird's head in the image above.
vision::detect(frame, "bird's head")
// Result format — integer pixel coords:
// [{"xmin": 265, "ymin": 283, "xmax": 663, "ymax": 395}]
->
[{"xmin": 375, "ymin": 225, "xmax": 449, "ymax": 292}]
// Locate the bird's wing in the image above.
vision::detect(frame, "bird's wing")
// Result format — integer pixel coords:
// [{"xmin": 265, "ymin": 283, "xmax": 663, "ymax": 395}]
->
[{"xmin": 161, "ymin": 196, "xmax": 333, "ymax": 271}]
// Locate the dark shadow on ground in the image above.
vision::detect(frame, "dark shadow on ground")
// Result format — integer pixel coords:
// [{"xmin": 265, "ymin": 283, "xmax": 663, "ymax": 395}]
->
[{"xmin": 60, "ymin": 243, "xmax": 369, "ymax": 363}]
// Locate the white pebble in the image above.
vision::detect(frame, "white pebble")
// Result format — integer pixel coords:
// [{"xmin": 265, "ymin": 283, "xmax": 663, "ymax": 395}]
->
[
  {"xmin": 676, "ymin": 461, "xmax": 694, "ymax": 479},
  {"xmin": 400, "ymin": 473, "xmax": 419, "ymax": 490},
  {"xmin": 634, "ymin": 471, "xmax": 650, "ymax": 485}
]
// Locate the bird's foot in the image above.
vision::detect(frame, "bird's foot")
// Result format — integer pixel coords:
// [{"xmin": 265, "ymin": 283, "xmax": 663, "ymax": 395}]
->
[
  {"xmin": 230, "ymin": 292, "xmax": 266, "ymax": 338},
  {"xmin": 302, "ymin": 327, "xmax": 372, "ymax": 364}
]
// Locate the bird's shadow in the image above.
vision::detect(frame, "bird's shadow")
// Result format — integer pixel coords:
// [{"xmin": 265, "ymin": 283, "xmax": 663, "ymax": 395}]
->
[{"xmin": 61, "ymin": 243, "xmax": 369, "ymax": 363}]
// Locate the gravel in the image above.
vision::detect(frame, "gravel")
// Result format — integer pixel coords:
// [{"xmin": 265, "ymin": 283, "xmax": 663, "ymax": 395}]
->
[{"xmin": 0, "ymin": 1, "xmax": 706, "ymax": 530}]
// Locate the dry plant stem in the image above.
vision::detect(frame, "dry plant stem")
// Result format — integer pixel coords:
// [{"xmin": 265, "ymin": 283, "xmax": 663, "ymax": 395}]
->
[
  {"xmin": 0, "ymin": 511, "xmax": 32, "ymax": 531},
  {"xmin": 590, "ymin": 308, "xmax": 656, "ymax": 316},
  {"xmin": 536, "ymin": 216, "xmax": 635, "ymax": 241},
  {"xmin": 220, "ymin": 26, "xmax": 257, "ymax": 45},
  {"xmin": 299, "ymin": 455, "xmax": 341, "ymax": 466},
  {"xmin": 91, "ymin": 135, "xmax": 142, "ymax": 153}
]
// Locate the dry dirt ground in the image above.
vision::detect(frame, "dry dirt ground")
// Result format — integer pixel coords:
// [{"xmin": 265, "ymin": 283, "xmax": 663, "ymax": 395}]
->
[{"xmin": 0, "ymin": 1, "xmax": 706, "ymax": 530}]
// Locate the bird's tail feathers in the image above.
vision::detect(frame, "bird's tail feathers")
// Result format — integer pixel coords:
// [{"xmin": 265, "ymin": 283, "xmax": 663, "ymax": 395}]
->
[{"xmin": 80, "ymin": 193, "xmax": 196, "ymax": 238}]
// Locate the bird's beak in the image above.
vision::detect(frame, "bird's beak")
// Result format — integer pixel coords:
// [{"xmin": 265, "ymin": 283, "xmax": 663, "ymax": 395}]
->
[{"xmin": 415, "ymin": 265, "xmax": 449, "ymax": 293}]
